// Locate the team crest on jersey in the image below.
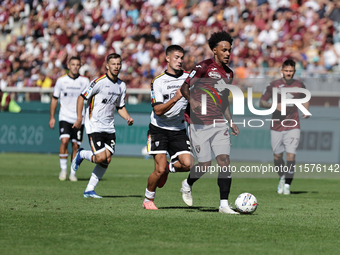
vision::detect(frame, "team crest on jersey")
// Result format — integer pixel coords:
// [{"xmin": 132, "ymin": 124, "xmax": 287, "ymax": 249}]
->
[
  {"xmin": 208, "ymin": 71, "xmax": 221, "ymax": 79},
  {"xmin": 195, "ymin": 145, "xmax": 200, "ymax": 153},
  {"xmin": 155, "ymin": 141, "xmax": 159, "ymax": 147},
  {"xmin": 189, "ymin": 70, "xmax": 196, "ymax": 78}
]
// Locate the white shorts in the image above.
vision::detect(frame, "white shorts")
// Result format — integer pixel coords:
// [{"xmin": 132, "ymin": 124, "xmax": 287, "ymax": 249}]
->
[
  {"xmin": 271, "ymin": 129, "xmax": 300, "ymax": 155},
  {"xmin": 189, "ymin": 123, "xmax": 231, "ymax": 162}
]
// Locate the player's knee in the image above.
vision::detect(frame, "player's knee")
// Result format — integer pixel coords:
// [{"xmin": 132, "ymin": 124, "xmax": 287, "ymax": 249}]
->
[
  {"xmin": 217, "ymin": 154, "xmax": 230, "ymax": 166},
  {"xmin": 94, "ymin": 154, "xmax": 107, "ymax": 164},
  {"xmin": 60, "ymin": 139, "xmax": 69, "ymax": 147},
  {"xmin": 106, "ymin": 156, "xmax": 111, "ymax": 164},
  {"xmin": 155, "ymin": 166, "xmax": 166, "ymax": 176},
  {"xmin": 274, "ymin": 154, "xmax": 283, "ymax": 161},
  {"xmin": 180, "ymin": 158, "xmax": 192, "ymax": 171},
  {"xmin": 286, "ymin": 153, "xmax": 295, "ymax": 161}
]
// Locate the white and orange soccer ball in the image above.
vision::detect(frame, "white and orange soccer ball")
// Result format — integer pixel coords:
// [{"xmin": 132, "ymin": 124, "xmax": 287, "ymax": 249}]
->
[{"xmin": 235, "ymin": 193, "xmax": 258, "ymax": 214}]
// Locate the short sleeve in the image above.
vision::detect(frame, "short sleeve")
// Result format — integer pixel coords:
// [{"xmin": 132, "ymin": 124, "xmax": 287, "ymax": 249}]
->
[
  {"xmin": 151, "ymin": 78, "xmax": 164, "ymax": 107},
  {"xmin": 184, "ymin": 62, "xmax": 206, "ymax": 87},
  {"xmin": 260, "ymin": 84, "xmax": 272, "ymax": 101},
  {"xmin": 81, "ymin": 80, "xmax": 98, "ymax": 100},
  {"xmin": 118, "ymin": 82, "xmax": 126, "ymax": 108},
  {"xmin": 52, "ymin": 78, "xmax": 61, "ymax": 98}
]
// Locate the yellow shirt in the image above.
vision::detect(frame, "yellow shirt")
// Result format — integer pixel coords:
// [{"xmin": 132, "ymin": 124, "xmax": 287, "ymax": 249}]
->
[{"xmin": 37, "ymin": 77, "xmax": 53, "ymax": 88}]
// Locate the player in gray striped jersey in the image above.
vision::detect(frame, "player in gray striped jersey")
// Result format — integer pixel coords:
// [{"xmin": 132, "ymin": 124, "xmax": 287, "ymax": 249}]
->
[
  {"xmin": 143, "ymin": 45, "xmax": 194, "ymax": 210},
  {"xmin": 49, "ymin": 56, "xmax": 90, "ymax": 182},
  {"xmin": 72, "ymin": 53, "xmax": 134, "ymax": 198}
]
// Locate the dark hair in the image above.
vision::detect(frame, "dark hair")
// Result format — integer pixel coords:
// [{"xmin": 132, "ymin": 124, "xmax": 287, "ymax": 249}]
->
[
  {"xmin": 208, "ymin": 31, "xmax": 233, "ymax": 50},
  {"xmin": 106, "ymin": 53, "xmax": 121, "ymax": 63},
  {"xmin": 282, "ymin": 59, "xmax": 295, "ymax": 68},
  {"xmin": 166, "ymin": 45, "xmax": 184, "ymax": 56},
  {"xmin": 68, "ymin": 56, "xmax": 81, "ymax": 63}
]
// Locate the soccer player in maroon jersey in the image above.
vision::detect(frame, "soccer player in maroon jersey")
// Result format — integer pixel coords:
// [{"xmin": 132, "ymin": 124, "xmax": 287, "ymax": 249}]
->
[
  {"xmin": 180, "ymin": 31, "xmax": 240, "ymax": 214},
  {"xmin": 260, "ymin": 59, "xmax": 310, "ymax": 195}
]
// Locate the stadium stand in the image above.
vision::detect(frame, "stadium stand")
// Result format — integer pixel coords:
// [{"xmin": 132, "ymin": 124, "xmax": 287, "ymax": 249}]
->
[{"xmin": 0, "ymin": 0, "xmax": 340, "ymax": 105}]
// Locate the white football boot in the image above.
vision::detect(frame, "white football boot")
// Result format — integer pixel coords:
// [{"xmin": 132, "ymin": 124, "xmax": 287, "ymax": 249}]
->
[
  {"xmin": 277, "ymin": 175, "xmax": 285, "ymax": 194},
  {"xmin": 180, "ymin": 179, "xmax": 193, "ymax": 206}
]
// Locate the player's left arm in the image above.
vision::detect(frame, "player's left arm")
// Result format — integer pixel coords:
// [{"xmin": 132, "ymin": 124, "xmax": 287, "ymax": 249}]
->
[
  {"xmin": 117, "ymin": 106, "xmax": 134, "ymax": 126},
  {"xmin": 223, "ymin": 98, "xmax": 239, "ymax": 136},
  {"xmin": 301, "ymin": 82, "xmax": 310, "ymax": 119},
  {"xmin": 302, "ymin": 101, "xmax": 310, "ymax": 119},
  {"xmin": 117, "ymin": 84, "xmax": 133, "ymax": 125}
]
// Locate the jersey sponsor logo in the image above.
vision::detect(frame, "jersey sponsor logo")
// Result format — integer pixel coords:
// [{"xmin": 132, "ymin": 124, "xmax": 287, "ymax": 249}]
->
[
  {"xmin": 196, "ymin": 65, "xmax": 202, "ymax": 68},
  {"xmin": 195, "ymin": 145, "xmax": 200, "ymax": 153},
  {"xmin": 167, "ymin": 85, "xmax": 181, "ymax": 89},
  {"xmin": 208, "ymin": 71, "xmax": 221, "ymax": 79},
  {"xmin": 189, "ymin": 70, "xmax": 196, "ymax": 78},
  {"xmin": 211, "ymin": 68, "xmax": 217, "ymax": 70}
]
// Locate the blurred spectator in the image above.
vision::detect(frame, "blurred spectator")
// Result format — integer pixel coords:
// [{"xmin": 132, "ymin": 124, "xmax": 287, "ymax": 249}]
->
[
  {"xmin": 1, "ymin": 0, "xmax": 340, "ymax": 104},
  {"xmin": 0, "ymin": 89, "xmax": 11, "ymax": 111}
]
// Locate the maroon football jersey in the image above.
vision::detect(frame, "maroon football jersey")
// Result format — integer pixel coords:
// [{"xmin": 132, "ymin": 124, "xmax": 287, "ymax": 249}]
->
[
  {"xmin": 261, "ymin": 78, "xmax": 306, "ymax": 131},
  {"xmin": 184, "ymin": 58, "xmax": 234, "ymax": 125}
]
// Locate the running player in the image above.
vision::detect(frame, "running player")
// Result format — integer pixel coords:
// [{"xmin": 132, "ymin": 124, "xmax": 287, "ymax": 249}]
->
[
  {"xmin": 72, "ymin": 53, "xmax": 134, "ymax": 198},
  {"xmin": 143, "ymin": 45, "xmax": 194, "ymax": 210},
  {"xmin": 49, "ymin": 56, "xmax": 89, "ymax": 181},
  {"xmin": 180, "ymin": 31, "xmax": 240, "ymax": 214},
  {"xmin": 260, "ymin": 59, "xmax": 310, "ymax": 195}
]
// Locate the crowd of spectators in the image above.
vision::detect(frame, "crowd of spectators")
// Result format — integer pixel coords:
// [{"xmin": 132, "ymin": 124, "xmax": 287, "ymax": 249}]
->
[{"xmin": 0, "ymin": 0, "xmax": 340, "ymax": 103}]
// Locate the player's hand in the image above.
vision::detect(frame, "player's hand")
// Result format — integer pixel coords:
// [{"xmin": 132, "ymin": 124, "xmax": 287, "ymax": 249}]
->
[
  {"xmin": 173, "ymin": 88, "xmax": 183, "ymax": 101},
  {"xmin": 190, "ymin": 99, "xmax": 201, "ymax": 114},
  {"xmin": 72, "ymin": 119, "xmax": 82, "ymax": 129},
  {"xmin": 127, "ymin": 117, "xmax": 134, "ymax": 126},
  {"xmin": 276, "ymin": 103, "xmax": 281, "ymax": 111},
  {"xmin": 230, "ymin": 123, "xmax": 239, "ymax": 136},
  {"xmin": 49, "ymin": 118, "xmax": 55, "ymax": 129}
]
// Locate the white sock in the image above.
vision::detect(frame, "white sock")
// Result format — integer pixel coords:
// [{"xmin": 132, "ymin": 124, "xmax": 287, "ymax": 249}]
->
[
  {"xmin": 85, "ymin": 164, "xmax": 107, "ymax": 192},
  {"xmin": 168, "ymin": 162, "xmax": 176, "ymax": 173},
  {"xmin": 144, "ymin": 188, "xmax": 156, "ymax": 203},
  {"xmin": 59, "ymin": 157, "xmax": 67, "ymax": 172},
  {"xmin": 80, "ymin": 150, "xmax": 95, "ymax": 163},
  {"xmin": 70, "ymin": 168, "xmax": 76, "ymax": 176},
  {"xmin": 220, "ymin": 199, "xmax": 229, "ymax": 208}
]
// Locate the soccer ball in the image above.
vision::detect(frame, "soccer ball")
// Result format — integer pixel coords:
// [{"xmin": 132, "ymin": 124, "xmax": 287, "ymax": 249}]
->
[{"xmin": 235, "ymin": 193, "xmax": 258, "ymax": 214}]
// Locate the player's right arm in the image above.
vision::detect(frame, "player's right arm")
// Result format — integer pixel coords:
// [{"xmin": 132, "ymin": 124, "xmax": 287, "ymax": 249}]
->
[
  {"xmin": 49, "ymin": 78, "xmax": 61, "ymax": 129},
  {"xmin": 72, "ymin": 95, "xmax": 84, "ymax": 129},
  {"xmin": 153, "ymin": 88, "xmax": 183, "ymax": 116},
  {"xmin": 49, "ymin": 97, "xmax": 58, "ymax": 129},
  {"xmin": 259, "ymin": 83, "xmax": 281, "ymax": 110}
]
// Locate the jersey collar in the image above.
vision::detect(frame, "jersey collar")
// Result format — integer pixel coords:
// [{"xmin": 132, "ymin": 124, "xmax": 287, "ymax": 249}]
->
[
  {"xmin": 67, "ymin": 74, "xmax": 80, "ymax": 80},
  {"xmin": 106, "ymin": 73, "xmax": 119, "ymax": 83},
  {"xmin": 165, "ymin": 70, "xmax": 183, "ymax": 78}
]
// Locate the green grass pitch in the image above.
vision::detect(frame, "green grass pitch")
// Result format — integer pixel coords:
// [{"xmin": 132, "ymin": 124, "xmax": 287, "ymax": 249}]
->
[{"xmin": 1, "ymin": 153, "xmax": 339, "ymax": 255}]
